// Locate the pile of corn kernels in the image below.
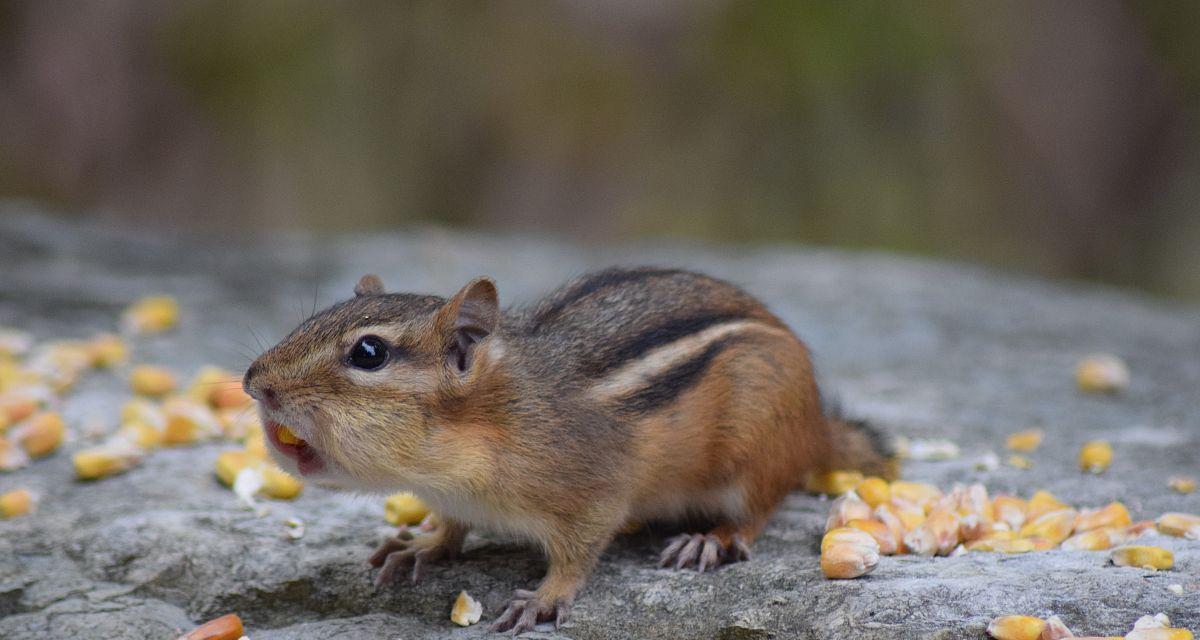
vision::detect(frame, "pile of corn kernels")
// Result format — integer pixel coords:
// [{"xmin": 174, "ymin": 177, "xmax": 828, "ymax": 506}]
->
[{"xmin": 989, "ymin": 612, "xmax": 1193, "ymax": 639}]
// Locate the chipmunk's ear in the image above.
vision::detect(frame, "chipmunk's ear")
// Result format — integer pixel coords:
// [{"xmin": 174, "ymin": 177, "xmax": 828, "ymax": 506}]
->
[
  {"xmin": 437, "ymin": 277, "xmax": 499, "ymax": 373},
  {"xmin": 354, "ymin": 274, "xmax": 385, "ymax": 297}
]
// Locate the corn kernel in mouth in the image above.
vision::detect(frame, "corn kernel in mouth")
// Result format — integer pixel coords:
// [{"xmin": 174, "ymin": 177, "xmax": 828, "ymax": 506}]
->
[{"xmin": 276, "ymin": 425, "xmax": 305, "ymax": 446}]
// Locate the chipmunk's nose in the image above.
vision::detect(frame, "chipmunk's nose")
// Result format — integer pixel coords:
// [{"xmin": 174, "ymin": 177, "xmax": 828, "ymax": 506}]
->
[{"xmin": 243, "ymin": 363, "xmax": 281, "ymax": 411}]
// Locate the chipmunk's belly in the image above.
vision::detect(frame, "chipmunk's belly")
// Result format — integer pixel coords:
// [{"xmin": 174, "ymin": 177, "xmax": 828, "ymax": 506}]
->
[
  {"xmin": 415, "ymin": 487, "xmax": 552, "ymax": 542},
  {"xmin": 628, "ymin": 482, "xmax": 747, "ymax": 524}
]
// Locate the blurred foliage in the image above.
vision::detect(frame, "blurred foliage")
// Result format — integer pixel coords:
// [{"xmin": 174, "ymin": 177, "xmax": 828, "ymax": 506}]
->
[{"xmin": 1, "ymin": 1, "xmax": 1199, "ymax": 300}]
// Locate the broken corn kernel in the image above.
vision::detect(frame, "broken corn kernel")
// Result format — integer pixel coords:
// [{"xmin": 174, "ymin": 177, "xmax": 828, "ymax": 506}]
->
[
  {"xmin": 214, "ymin": 450, "xmax": 252, "ymax": 487},
  {"xmin": 1019, "ymin": 509, "xmax": 1077, "ymax": 547},
  {"xmin": 1078, "ymin": 440, "xmax": 1113, "ymax": 474},
  {"xmin": 1006, "ymin": 429, "xmax": 1045, "ymax": 452},
  {"xmin": 0, "ymin": 488, "xmax": 32, "ymax": 518},
  {"xmin": 130, "ymin": 365, "xmax": 177, "ymax": 397},
  {"xmin": 86, "ymin": 334, "xmax": 128, "ymax": 368},
  {"xmin": 1075, "ymin": 353, "xmax": 1129, "ymax": 394},
  {"xmin": 1167, "ymin": 476, "xmax": 1196, "ymax": 494},
  {"xmin": 847, "ymin": 518, "xmax": 898, "ymax": 555},
  {"xmin": 450, "ymin": 590, "xmax": 483, "ymax": 627},
  {"xmin": 123, "ymin": 296, "xmax": 180, "ymax": 335},
  {"xmin": 856, "ymin": 476, "xmax": 890, "ymax": 507},
  {"xmin": 385, "ymin": 492, "xmax": 431, "ymax": 526},
  {"xmin": 1156, "ymin": 513, "xmax": 1200, "ymax": 539},
  {"xmin": 1110, "ymin": 545, "xmax": 1174, "ymax": 570},
  {"xmin": 1075, "ymin": 502, "xmax": 1131, "ymax": 532},
  {"xmin": 987, "ymin": 615, "xmax": 1046, "ymax": 640},
  {"xmin": 820, "ymin": 527, "xmax": 879, "ymax": 579},
  {"xmin": 1026, "ymin": 490, "xmax": 1069, "ymax": 521},
  {"xmin": 17, "ymin": 411, "xmax": 64, "ymax": 458},
  {"xmin": 73, "ymin": 446, "xmax": 141, "ymax": 480},
  {"xmin": 276, "ymin": 424, "xmax": 303, "ymax": 446},
  {"xmin": 259, "ymin": 465, "xmax": 303, "ymax": 499},
  {"xmin": 809, "ymin": 470, "xmax": 863, "ymax": 496},
  {"xmin": 175, "ymin": 613, "xmax": 243, "ymax": 640},
  {"xmin": 825, "ymin": 491, "xmax": 872, "ymax": 531}
]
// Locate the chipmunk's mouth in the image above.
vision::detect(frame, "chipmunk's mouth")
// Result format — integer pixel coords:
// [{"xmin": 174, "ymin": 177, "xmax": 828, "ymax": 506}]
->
[{"xmin": 265, "ymin": 420, "xmax": 324, "ymax": 475}]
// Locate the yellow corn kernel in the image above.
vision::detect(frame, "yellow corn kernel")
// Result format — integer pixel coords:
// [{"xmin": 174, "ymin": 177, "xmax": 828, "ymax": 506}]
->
[
  {"xmin": 186, "ymin": 366, "xmax": 231, "ymax": 402},
  {"xmin": 121, "ymin": 398, "xmax": 166, "ymax": 429},
  {"xmin": 17, "ymin": 411, "xmax": 65, "ymax": 458},
  {"xmin": 825, "ymin": 491, "xmax": 873, "ymax": 532},
  {"xmin": 1007, "ymin": 454, "xmax": 1033, "ymax": 470},
  {"xmin": 1040, "ymin": 616, "xmax": 1076, "ymax": 640},
  {"xmin": 1019, "ymin": 508, "xmax": 1077, "ymax": 546},
  {"xmin": 820, "ymin": 527, "xmax": 879, "ymax": 579},
  {"xmin": 873, "ymin": 503, "xmax": 907, "ymax": 553},
  {"xmin": 987, "ymin": 615, "xmax": 1046, "ymax": 640},
  {"xmin": 73, "ymin": 446, "xmax": 140, "ymax": 480},
  {"xmin": 923, "ymin": 507, "xmax": 961, "ymax": 555},
  {"xmin": 847, "ymin": 518, "xmax": 898, "ymax": 555},
  {"xmin": 993, "ymin": 496, "xmax": 1027, "ymax": 531},
  {"xmin": 86, "ymin": 334, "xmax": 128, "ymax": 368},
  {"xmin": 1125, "ymin": 630, "xmax": 1194, "ymax": 640},
  {"xmin": 129, "ymin": 365, "xmax": 177, "ymax": 398},
  {"xmin": 162, "ymin": 397, "xmax": 221, "ymax": 445},
  {"xmin": 385, "ymin": 492, "xmax": 431, "ymax": 526},
  {"xmin": 889, "ymin": 481, "xmax": 942, "ymax": 511},
  {"xmin": 0, "ymin": 488, "xmax": 32, "ymax": 518},
  {"xmin": 1078, "ymin": 441, "xmax": 1113, "ymax": 474},
  {"xmin": 1075, "ymin": 353, "xmax": 1129, "ymax": 394},
  {"xmin": 217, "ymin": 408, "xmax": 260, "ymax": 441},
  {"xmin": 210, "ymin": 382, "xmax": 253, "ymax": 410},
  {"xmin": 276, "ymin": 424, "xmax": 303, "ymax": 446},
  {"xmin": 122, "ymin": 295, "xmax": 179, "ymax": 334},
  {"xmin": 1075, "ymin": 502, "xmax": 1131, "ymax": 532},
  {"xmin": 886, "ymin": 498, "xmax": 927, "ymax": 531},
  {"xmin": 260, "ymin": 465, "xmax": 303, "ymax": 500},
  {"xmin": 177, "ymin": 613, "xmax": 244, "ymax": 640},
  {"xmin": 1125, "ymin": 519, "xmax": 1157, "ymax": 539},
  {"xmin": 450, "ymin": 590, "xmax": 482, "ymax": 627},
  {"xmin": 1006, "ymin": 429, "xmax": 1044, "ymax": 452},
  {"xmin": 117, "ymin": 421, "xmax": 163, "ymax": 450},
  {"xmin": 188, "ymin": 366, "xmax": 254, "ymax": 410},
  {"xmin": 1167, "ymin": 476, "xmax": 1196, "ymax": 495},
  {"xmin": 214, "ymin": 450, "xmax": 252, "ymax": 487},
  {"xmin": 967, "ymin": 536, "xmax": 1035, "ymax": 554},
  {"xmin": 1156, "ymin": 513, "xmax": 1200, "ymax": 539},
  {"xmin": 855, "ymin": 476, "xmax": 890, "ymax": 507},
  {"xmin": 0, "ymin": 394, "xmax": 40, "ymax": 425},
  {"xmin": 1061, "ymin": 526, "xmax": 1124, "ymax": 551},
  {"xmin": 1110, "ymin": 545, "xmax": 1173, "ymax": 570},
  {"xmin": 808, "ymin": 470, "xmax": 863, "ymax": 496},
  {"xmin": 1026, "ymin": 490, "xmax": 1069, "ymax": 521}
]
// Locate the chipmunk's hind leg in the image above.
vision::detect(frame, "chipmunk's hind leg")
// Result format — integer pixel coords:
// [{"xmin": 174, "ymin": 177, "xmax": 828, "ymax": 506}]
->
[{"xmin": 657, "ymin": 520, "xmax": 760, "ymax": 571}]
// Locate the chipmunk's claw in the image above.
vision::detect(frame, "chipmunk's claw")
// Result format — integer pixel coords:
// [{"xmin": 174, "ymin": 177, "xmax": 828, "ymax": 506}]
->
[
  {"xmin": 658, "ymin": 532, "xmax": 751, "ymax": 571},
  {"xmin": 489, "ymin": 591, "xmax": 571, "ymax": 635},
  {"xmin": 368, "ymin": 526, "xmax": 452, "ymax": 589}
]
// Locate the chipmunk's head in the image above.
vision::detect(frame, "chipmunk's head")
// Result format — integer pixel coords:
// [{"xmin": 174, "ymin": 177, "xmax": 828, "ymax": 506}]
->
[{"xmin": 244, "ymin": 274, "xmax": 506, "ymax": 491}]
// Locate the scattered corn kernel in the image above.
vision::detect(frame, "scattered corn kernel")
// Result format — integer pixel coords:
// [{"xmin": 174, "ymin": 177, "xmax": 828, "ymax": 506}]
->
[
  {"xmin": 214, "ymin": 450, "xmax": 252, "ymax": 487},
  {"xmin": 847, "ymin": 518, "xmax": 898, "ymax": 555},
  {"xmin": 967, "ymin": 536, "xmax": 1035, "ymax": 554},
  {"xmin": 1019, "ymin": 509, "xmax": 1077, "ymax": 547},
  {"xmin": 1079, "ymin": 440, "xmax": 1113, "ymax": 474},
  {"xmin": 1006, "ymin": 429, "xmax": 1045, "ymax": 452},
  {"xmin": 1075, "ymin": 353, "xmax": 1129, "ymax": 394},
  {"xmin": 259, "ymin": 465, "xmax": 303, "ymax": 499},
  {"xmin": 0, "ymin": 393, "xmax": 40, "ymax": 425},
  {"xmin": 1061, "ymin": 526, "xmax": 1124, "ymax": 551},
  {"xmin": 1110, "ymin": 545, "xmax": 1174, "ymax": 571},
  {"xmin": 987, "ymin": 615, "xmax": 1046, "ymax": 640},
  {"xmin": 1041, "ymin": 616, "xmax": 1075, "ymax": 640},
  {"xmin": 993, "ymin": 496, "xmax": 1028, "ymax": 531},
  {"xmin": 16, "ymin": 411, "xmax": 65, "ymax": 458},
  {"xmin": 902, "ymin": 523, "xmax": 939, "ymax": 557},
  {"xmin": 905, "ymin": 438, "xmax": 960, "ymax": 461},
  {"xmin": 117, "ymin": 421, "xmax": 164, "ymax": 449},
  {"xmin": 889, "ymin": 481, "xmax": 942, "ymax": 510},
  {"xmin": 385, "ymin": 492, "xmax": 431, "ymax": 526},
  {"xmin": 244, "ymin": 429, "xmax": 268, "ymax": 460},
  {"xmin": 121, "ymin": 398, "xmax": 166, "ymax": 429},
  {"xmin": 1076, "ymin": 502, "xmax": 1131, "ymax": 532},
  {"xmin": 175, "ymin": 613, "xmax": 243, "ymax": 640},
  {"xmin": 808, "ymin": 470, "xmax": 863, "ymax": 496},
  {"xmin": 856, "ymin": 476, "xmax": 891, "ymax": 507},
  {"xmin": 825, "ymin": 491, "xmax": 873, "ymax": 531},
  {"xmin": 86, "ymin": 334, "xmax": 128, "ymax": 368},
  {"xmin": 1124, "ymin": 613, "xmax": 1193, "ymax": 640},
  {"xmin": 820, "ymin": 527, "xmax": 880, "ymax": 579},
  {"xmin": 1167, "ymin": 476, "xmax": 1196, "ymax": 495},
  {"xmin": 1156, "ymin": 513, "xmax": 1200, "ymax": 539},
  {"xmin": 0, "ymin": 488, "xmax": 33, "ymax": 518},
  {"xmin": 1027, "ymin": 490, "xmax": 1069, "ymax": 521},
  {"xmin": 450, "ymin": 590, "xmax": 483, "ymax": 627},
  {"xmin": 162, "ymin": 397, "xmax": 220, "ymax": 445},
  {"xmin": 129, "ymin": 365, "xmax": 177, "ymax": 397},
  {"xmin": 123, "ymin": 296, "xmax": 180, "ymax": 335},
  {"xmin": 73, "ymin": 445, "xmax": 142, "ymax": 480},
  {"xmin": 1007, "ymin": 454, "xmax": 1033, "ymax": 470}
]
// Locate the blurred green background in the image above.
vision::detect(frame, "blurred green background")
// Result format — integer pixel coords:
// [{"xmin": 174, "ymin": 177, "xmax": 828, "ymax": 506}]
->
[{"xmin": 2, "ymin": 1, "xmax": 1199, "ymax": 299}]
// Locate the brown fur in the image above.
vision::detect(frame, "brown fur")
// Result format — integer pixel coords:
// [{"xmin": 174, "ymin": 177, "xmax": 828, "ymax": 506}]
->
[{"xmin": 244, "ymin": 267, "xmax": 897, "ymax": 634}]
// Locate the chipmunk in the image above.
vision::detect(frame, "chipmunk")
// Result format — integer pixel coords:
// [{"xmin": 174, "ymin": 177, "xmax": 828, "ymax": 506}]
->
[{"xmin": 243, "ymin": 267, "xmax": 897, "ymax": 634}]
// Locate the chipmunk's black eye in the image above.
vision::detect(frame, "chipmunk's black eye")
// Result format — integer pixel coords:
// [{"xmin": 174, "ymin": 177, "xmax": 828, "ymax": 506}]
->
[{"xmin": 348, "ymin": 335, "xmax": 389, "ymax": 370}]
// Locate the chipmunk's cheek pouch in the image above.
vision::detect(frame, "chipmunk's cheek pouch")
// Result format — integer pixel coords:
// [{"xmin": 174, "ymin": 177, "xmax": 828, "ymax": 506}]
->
[{"xmin": 266, "ymin": 420, "xmax": 326, "ymax": 475}]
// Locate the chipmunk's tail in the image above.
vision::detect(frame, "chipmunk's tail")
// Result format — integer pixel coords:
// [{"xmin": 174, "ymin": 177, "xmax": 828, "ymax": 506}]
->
[{"xmin": 821, "ymin": 399, "xmax": 900, "ymax": 480}]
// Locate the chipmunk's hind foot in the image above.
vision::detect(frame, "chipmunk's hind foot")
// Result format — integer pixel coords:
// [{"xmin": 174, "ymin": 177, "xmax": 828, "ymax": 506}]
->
[
  {"xmin": 490, "ymin": 589, "xmax": 572, "ymax": 635},
  {"xmin": 657, "ymin": 530, "xmax": 752, "ymax": 572}
]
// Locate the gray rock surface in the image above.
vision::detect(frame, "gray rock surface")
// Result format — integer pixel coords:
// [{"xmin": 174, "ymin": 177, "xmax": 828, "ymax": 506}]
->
[{"xmin": 0, "ymin": 204, "xmax": 1197, "ymax": 639}]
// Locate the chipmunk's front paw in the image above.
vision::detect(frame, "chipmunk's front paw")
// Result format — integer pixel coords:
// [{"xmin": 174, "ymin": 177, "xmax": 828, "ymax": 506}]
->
[
  {"xmin": 368, "ymin": 526, "xmax": 456, "ymax": 589},
  {"xmin": 489, "ymin": 589, "xmax": 572, "ymax": 635}
]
